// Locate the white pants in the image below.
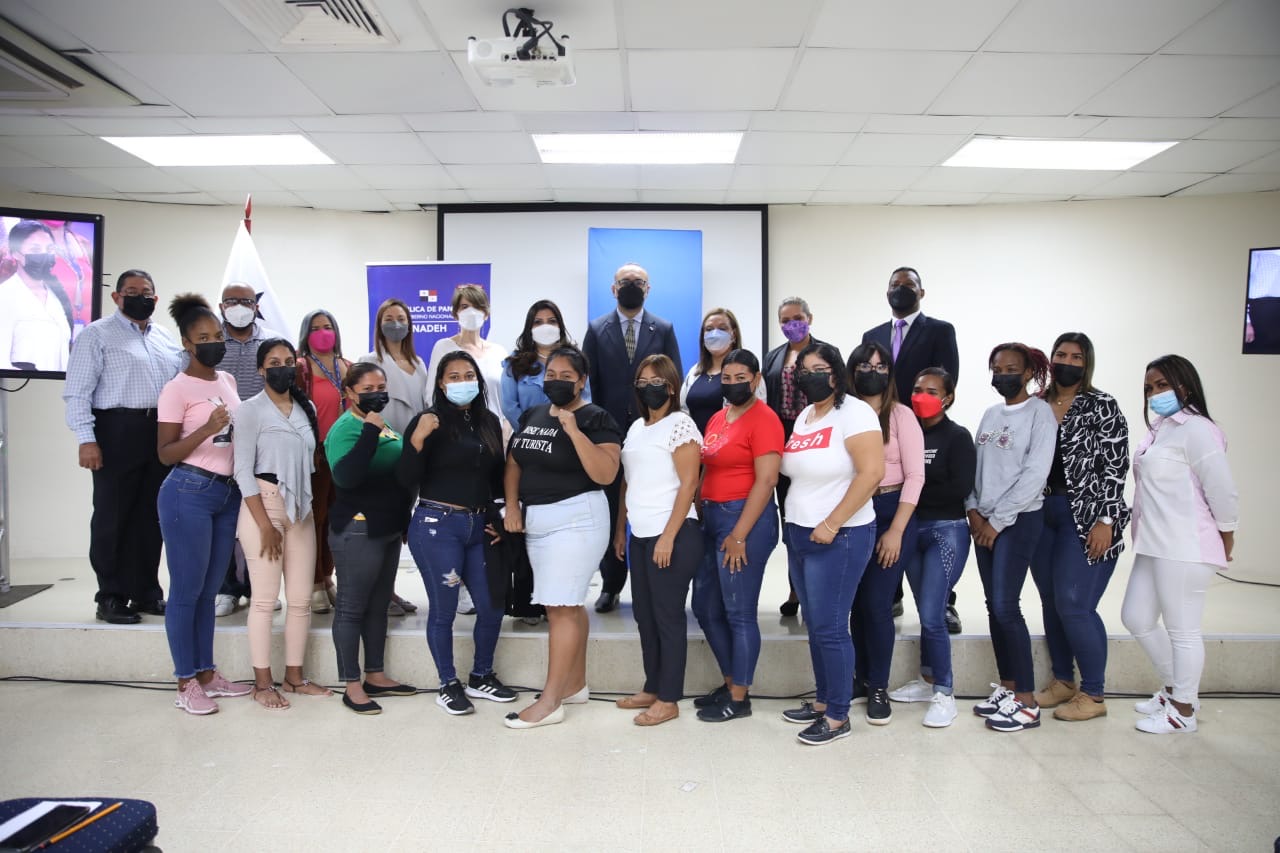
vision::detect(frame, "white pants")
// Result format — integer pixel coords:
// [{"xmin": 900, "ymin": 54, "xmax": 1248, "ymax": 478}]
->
[{"xmin": 1120, "ymin": 554, "xmax": 1215, "ymax": 706}]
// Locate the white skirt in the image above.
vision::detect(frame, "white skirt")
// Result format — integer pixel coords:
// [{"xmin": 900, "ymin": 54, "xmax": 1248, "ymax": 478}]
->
[{"xmin": 524, "ymin": 490, "xmax": 610, "ymax": 607}]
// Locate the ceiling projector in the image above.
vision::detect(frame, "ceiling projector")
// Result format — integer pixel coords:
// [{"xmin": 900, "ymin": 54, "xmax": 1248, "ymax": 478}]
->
[{"xmin": 468, "ymin": 7, "xmax": 575, "ymax": 88}]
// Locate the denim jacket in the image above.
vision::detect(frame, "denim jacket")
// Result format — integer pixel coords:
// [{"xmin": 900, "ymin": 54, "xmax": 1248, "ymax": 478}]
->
[{"xmin": 500, "ymin": 358, "xmax": 591, "ymax": 428}]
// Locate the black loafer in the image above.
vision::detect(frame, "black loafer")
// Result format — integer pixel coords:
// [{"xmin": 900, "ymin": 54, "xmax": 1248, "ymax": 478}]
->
[
  {"xmin": 693, "ymin": 684, "xmax": 730, "ymax": 709},
  {"xmin": 130, "ymin": 599, "xmax": 166, "ymax": 616},
  {"xmin": 96, "ymin": 598, "xmax": 140, "ymax": 625},
  {"xmin": 594, "ymin": 592, "xmax": 618, "ymax": 613},
  {"xmin": 364, "ymin": 681, "xmax": 418, "ymax": 697},
  {"xmin": 945, "ymin": 604, "xmax": 962, "ymax": 635},
  {"xmin": 697, "ymin": 697, "xmax": 751, "ymax": 722},
  {"xmin": 342, "ymin": 693, "xmax": 382, "ymax": 715},
  {"xmin": 891, "ymin": 598, "xmax": 904, "ymax": 618},
  {"xmin": 779, "ymin": 599, "xmax": 799, "ymax": 617}
]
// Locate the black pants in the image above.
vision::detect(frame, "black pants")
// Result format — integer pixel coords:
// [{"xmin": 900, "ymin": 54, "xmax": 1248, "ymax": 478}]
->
[
  {"xmin": 329, "ymin": 520, "xmax": 400, "ymax": 682},
  {"xmin": 89, "ymin": 409, "xmax": 168, "ymax": 605},
  {"xmin": 598, "ymin": 471, "xmax": 628, "ymax": 595},
  {"xmin": 629, "ymin": 520, "xmax": 701, "ymax": 702},
  {"xmin": 218, "ymin": 544, "xmax": 251, "ymax": 598}
]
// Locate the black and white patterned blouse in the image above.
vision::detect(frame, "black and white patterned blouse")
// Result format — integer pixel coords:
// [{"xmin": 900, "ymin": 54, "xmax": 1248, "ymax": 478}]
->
[{"xmin": 1054, "ymin": 389, "xmax": 1131, "ymax": 563}]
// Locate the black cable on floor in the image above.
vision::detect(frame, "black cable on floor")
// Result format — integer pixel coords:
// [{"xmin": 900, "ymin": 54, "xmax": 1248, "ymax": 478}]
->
[{"xmin": 1215, "ymin": 571, "xmax": 1280, "ymax": 588}]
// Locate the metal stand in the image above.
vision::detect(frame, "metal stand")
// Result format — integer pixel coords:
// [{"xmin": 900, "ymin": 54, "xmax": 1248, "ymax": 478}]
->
[{"xmin": 0, "ymin": 391, "xmax": 9, "ymax": 594}]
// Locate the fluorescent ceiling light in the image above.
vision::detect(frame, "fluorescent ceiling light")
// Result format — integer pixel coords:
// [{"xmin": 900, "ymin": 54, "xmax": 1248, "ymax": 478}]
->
[
  {"xmin": 533, "ymin": 132, "xmax": 741, "ymax": 165},
  {"xmin": 101, "ymin": 134, "xmax": 333, "ymax": 167},
  {"xmin": 943, "ymin": 137, "xmax": 1177, "ymax": 171}
]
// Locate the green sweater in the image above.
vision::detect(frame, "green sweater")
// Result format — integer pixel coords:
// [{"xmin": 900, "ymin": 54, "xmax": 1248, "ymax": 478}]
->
[{"xmin": 324, "ymin": 411, "xmax": 412, "ymax": 536}]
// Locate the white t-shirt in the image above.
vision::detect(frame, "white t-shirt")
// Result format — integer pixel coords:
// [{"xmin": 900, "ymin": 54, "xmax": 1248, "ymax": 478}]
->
[
  {"xmin": 781, "ymin": 399, "xmax": 881, "ymax": 528},
  {"xmin": 620, "ymin": 411, "xmax": 702, "ymax": 538}
]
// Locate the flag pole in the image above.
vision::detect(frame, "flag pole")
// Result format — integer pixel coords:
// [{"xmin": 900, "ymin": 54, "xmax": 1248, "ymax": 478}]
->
[{"xmin": 244, "ymin": 194, "xmax": 252, "ymax": 235}]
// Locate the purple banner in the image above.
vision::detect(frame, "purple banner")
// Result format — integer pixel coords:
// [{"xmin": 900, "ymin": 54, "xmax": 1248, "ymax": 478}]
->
[{"xmin": 365, "ymin": 262, "xmax": 491, "ymax": 357}]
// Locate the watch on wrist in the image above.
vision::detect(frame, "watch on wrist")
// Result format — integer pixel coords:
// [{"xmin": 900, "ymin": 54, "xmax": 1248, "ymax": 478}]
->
[{"xmin": 1099, "ymin": 516, "xmax": 1114, "ymax": 526}]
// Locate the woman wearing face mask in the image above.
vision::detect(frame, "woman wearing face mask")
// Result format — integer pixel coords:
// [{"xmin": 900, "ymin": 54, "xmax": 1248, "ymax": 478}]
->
[
  {"xmin": 889, "ymin": 368, "xmax": 975, "ymax": 728},
  {"xmin": 762, "ymin": 297, "xmax": 828, "ymax": 617},
  {"xmin": 779, "ymin": 342, "xmax": 884, "ymax": 745},
  {"xmin": 691, "ymin": 349, "xmax": 783, "ymax": 722},
  {"xmin": 503, "ymin": 346, "xmax": 622, "ymax": 729},
  {"xmin": 1121, "ymin": 355, "xmax": 1237, "ymax": 735},
  {"xmin": 500, "ymin": 299, "xmax": 590, "ymax": 429},
  {"xmin": 614, "ymin": 354, "xmax": 703, "ymax": 726},
  {"xmin": 427, "ymin": 284, "xmax": 509, "ymax": 434},
  {"xmin": 679, "ymin": 308, "xmax": 766, "ymax": 435},
  {"xmin": 296, "ymin": 309, "xmax": 351, "ymax": 615},
  {"xmin": 398, "ymin": 351, "xmax": 515, "ymax": 717},
  {"xmin": 359, "ymin": 298, "xmax": 429, "ymax": 436},
  {"xmin": 233, "ymin": 338, "xmax": 330, "ymax": 709},
  {"xmin": 967, "ymin": 343, "xmax": 1055, "ymax": 733},
  {"xmin": 156, "ymin": 294, "xmax": 249, "ymax": 715},
  {"xmin": 1028, "ymin": 333, "xmax": 1130, "ymax": 723},
  {"xmin": 325, "ymin": 363, "xmax": 417, "ymax": 715},
  {"xmin": 845, "ymin": 342, "xmax": 924, "ymax": 727}
]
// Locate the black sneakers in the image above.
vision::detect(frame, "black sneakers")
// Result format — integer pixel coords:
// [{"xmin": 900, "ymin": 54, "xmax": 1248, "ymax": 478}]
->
[
  {"xmin": 696, "ymin": 697, "xmax": 752, "ymax": 722},
  {"xmin": 693, "ymin": 684, "xmax": 730, "ymax": 709},
  {"xmin": 782, "ymin": 701, "xmax": 823, "ymax": 724},
  {"xmin": 851, "ymin": 679, "xmax": 869, "ymax": 706},
  {"xmin": 797, "ymin": 717, "xmax": 852, "ymax": 746},
  {"xmin": 466, "ymin": 672, "xmax": 517, "ymax": 703},
  {"xmin": 436, "ymin": 678, "xmax": 475, "ymax": 715},
  {"xmin": 866, "ymin": 687, "xmax": 892, "ymax": 725}
]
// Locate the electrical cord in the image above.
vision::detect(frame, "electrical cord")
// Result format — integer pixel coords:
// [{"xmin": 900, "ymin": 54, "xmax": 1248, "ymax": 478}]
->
[
  {"xmin": 1, "ymin": 379, "xmax": 31, "ymax": 392},
  {"xmin": 1216, "ymin": 571, "xmax": 1280, "ymax": 588}
]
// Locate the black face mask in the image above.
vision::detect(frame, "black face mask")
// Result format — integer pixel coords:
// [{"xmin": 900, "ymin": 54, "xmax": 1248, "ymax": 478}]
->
[
  {"xmin": 1051, "ymin": 363, "xmax": 1085, "ymax": 388},
  {"xmin": 357, "ymin": 391, "xmax": 390, "ymax": 413},
  {"xmin": 616, "ymin": 282, "xmax": 645, "ymax": 311},
  {"xmin": 22, "ymin": 253, "xmax": 56, "ymax": 279},
  {"xmin": 543, "ymin": 379, "xmax": 577, "ymax": 407},
  {"xmin": 264, "ymin": 366, "xmax": 295, "ymax": 394},
  {"xmin": 721, "ymin": 381, "xmax": 754, "ymax": 407},
  {"xmin": 887, "ymin": 286, "xmax": 918, "ymax": 313},
  {"xmin": 798, "ymin": 372, "xmax": 835, "ymax": 404},
  {"xmin": 991, "ymin": 374, "xmax": 1025, "ymax": 400},
  {"xmin": 120, "ymin": 293, "xmax": 156, "ymax": 321},
  {"xmin": 192, "ymin": 341, "xmax": 226, "ymax": 368},
  {"xmin": 638, "ymin": 384, "xmax": 670, "ymax": 411},
  {"xmin": 853, "ymin": 371, "xmax": 890, "ymax": 397}
]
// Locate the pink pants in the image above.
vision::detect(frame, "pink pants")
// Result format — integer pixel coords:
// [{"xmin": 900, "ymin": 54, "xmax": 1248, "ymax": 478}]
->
[{"xmin": 238, "ymin": 482, "xmax": 317, "ymax": 670}]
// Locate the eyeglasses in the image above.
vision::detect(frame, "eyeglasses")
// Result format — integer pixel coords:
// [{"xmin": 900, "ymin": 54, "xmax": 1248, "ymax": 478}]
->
[
  {"xmin": 634, "ymin": 379, "xmax": 668, "ymax": 390},
  {"xmin": 120, "ymin": 290, "xmax": 155, "ymax": 298},
  {"xmin": 221, "ymin": 298, "xmax": 256, "ymax": 307},
  {"xmin": 795, "ymin": 369, "xmax": 832, "ymax": 379},
  {"xmin": 854, "ymin": 363, "xmax": 890, "ymax": 375},
  {"xmin": 616, "ymin": 278, "xmax": 647, "ymax": 287}
]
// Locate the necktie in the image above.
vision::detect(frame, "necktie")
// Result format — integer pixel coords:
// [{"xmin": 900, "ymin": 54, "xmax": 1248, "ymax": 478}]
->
[
  {"xmin": 624, "ymin": 319, "xmax": 636, "ymax": 361},
  {"xmin": 891, "ymin": 319, "xmax": 906, "ymax": 361}
]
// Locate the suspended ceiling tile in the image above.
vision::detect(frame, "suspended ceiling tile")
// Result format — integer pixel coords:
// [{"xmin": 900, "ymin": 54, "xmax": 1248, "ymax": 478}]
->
[
  {"xmin": 861, "ymin": 115, "xmax": 980, "ymax": 135},
  {"xmin": 638, "ymin": 165, "xmax": 735, "ymax": 189},
  {"xmin": 0, "ymin": 167, "xmax": 114, "ymax": 195},
  {"xmin": 292, "ymin": 115, "xmax": 411, "ymax": 133},
  {"xmin": 210, "ymin": 190, "xmax": 306, "ymax": 207},
  {"xmin": 839, "ymin": 133, "xmax": 968, "ymax": 167},
  {"xmin": 985, "ymin": 0, "xmax": 1221, "ymax": 53},
  {"xmin": 892, "ymin": 191, "xmax": 988, "ymax": 205},
  {"xmin": 976, "ymin": 117, "xmax": 1102, "ymax": 137},
  {"xmin": 553, "ymin": 189, "xmax": 641, "ymax": 203},
  {"xmin": 33, "ymin": 0, "xmax": 262, "ymax": 52},
  {"xmin": 1082, "ymin": 56, "xmax": 1280, "ymax": 118},
  {"xmin": 1164, "ymin": 0, "xmax": 1280, "ymax": 55},
  {"xmin": 1233, "ymin": 149, "xmax": 1280, "ymax": 173},
  {"xmin": 404, "ymin": 112, "xmax": 523, "ymax": 132},
  {"xmin": 997, "ymin": 169, "xmax": 1121, "ymax": 194},
  {"xmin": 106, "ymin": 53, "xmax": 330, "ymax": 116},
  {"xmin": 349, "ymin": 164, "xmax": 458, "ymax": 190},
  {"xmin": 444, "ymin": 164, "xmax": 548, "ymax": 189},
  {"xmin": 629, "ymin": 50, "xmax": 794, "ymax": 111},
  {"xmin": 453, "ymin": 51, "xmax": 624, "ymax": 112},
  {"xmin": 737, "ymin": 131, "xmax": 854, "ymax": 165},
  {"xmin": 638, "ymin": 189, "xmax": 729, "ymax": 204},
  {"xmin": 123, "ymin": 192, "xmax": 220, "ymax": 205},
  {"xmin": 724, "ymin": 189, "xmax": 813, "ymax": 203},
  {"xmin": 523, "ymin": 112, "xmax": 636, "ymax": 132},
  {"xmin": 466, "ymin": 188, "xmax": 555, "ymax": 202},
  {"xmin": 57, "ymin": 117, "xmax": 193, "ymax": 136},
  {"xmin": 931, "ymin": 53, "xmax": 1141, "ymax": 116},
  {"xmin": 381, "ymin": 188, "xmax": 468, "ymax": 204},
  {"xmin": 178, "ymin": 117, "xmax": 301, "ymax": 134},
  {"xmin": 1196, "ymin": 118, "xmax": 1280, "ymax": 141},
  {"xmin": 2, "ymin": 135, "xmax": 148, "ymax": 167},
  {"xmin": 1083, "ymin": 117, "xmax": 1217, "ymax": 139},
  {"xmin": 909, "ymin": 166, "xmax": 1023, "ymax": 193},
  {"xmin": 785, "ymin": 50, "xmax": 970, "ymax": 114},
  {"xmin": 808, "ymin": 0, "xmax": 1017, "ymax": 50},
  {"xmin": 1133, "ymin": 140, "xmax": 1280, "ymax": 173},
  {"xmin": 308, "ymin": 132, "xmax": 438, "ymax": 165},
  {"xmin": 416, "ymin": 2, "xmax": 619, "ymax": 50},
  {"xmin": 1172, "ymin": 173, "xmax": 1280, "ymax": 195},
  {"xmin": 280, "ymin": 52, "xmax": 476, "ymax": 114},
  {"xmin": 1078, "ymin": 171, "xmax": 1215, "ymax": 197},
  {"xmin": 255, "ymin": 165, "xmax": 371, "ymax": 190},
  {"xmin": 807, "ymin": 190, "xmax": 899, "ymax": 204},
  {"xmin": 162, "ymin": 167, "xmax": 283, "ymax": 192},
  {"xmin": 729, "ymin": 164, "xmax": 831, "ymax": 191},
  {"xmin": 294, "ymin": 190, "xmax": 393, "ymax": 210},
  {"xmin": 0, "ymin": 116, "xmax": 81, "ymax": 135},
  {"xmin": 751, "ymin": 112, "xmax": 867, "ymax": 133},
  {"xmin": 0, "ymin": 141, "xmax": 52, "ymax": 168},
  {"xmin": 636, "ymin": 113, "xmax": 752, "ymax": 131},
  {"xmin": 68, "ymin": 168, "xmax": 197, "ymax": 193},
  {"xmin": 541, "ymin": 164, "xmax": 640, "ymax": 189},
  {"xmin": 621, "ymin": 0, "xmax": 817, "ymax": 48},
  {"xmin": 820, "ymin": 165, "xmax": 929, "ymax": 191},
  {"xmin": 418, "ymin": 131, "xmax": 539, "ymax": 164},
  {"xmin": 1224, "ymin": 85, "xmax": 1280, "ymax": 119},
  {"xmin": 981, "ymin": 193, "xmax": 1073, "ymax": 204}
]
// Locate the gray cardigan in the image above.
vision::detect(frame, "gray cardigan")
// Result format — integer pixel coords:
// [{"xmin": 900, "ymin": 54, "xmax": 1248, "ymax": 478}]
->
[{"xmin": 232, "ymin": 391, "xmax": 317, "ymax": 524}]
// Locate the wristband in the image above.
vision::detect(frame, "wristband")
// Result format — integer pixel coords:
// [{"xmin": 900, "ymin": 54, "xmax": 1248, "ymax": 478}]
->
[{"xmin": 822, "ymin": 520, "xmax": 838, "ymax": 534}]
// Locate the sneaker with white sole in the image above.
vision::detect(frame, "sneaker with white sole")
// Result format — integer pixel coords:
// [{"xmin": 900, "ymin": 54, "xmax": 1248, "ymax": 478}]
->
[
  {"xmin": 466, "ymin": 672, "xmax": 517, "ymax": 703},
  {"xmin": 436, "ymin": 678, "xmax": 475, "ymax": 715},
  {"xmin": 214, "ymin": 594, "xmax": 237, "ymax": 617},
  {"xmin": 175, "ymin": 680, "xmax": 218, "ymax": 715},
  {"xmin": 1133, "ymin": 689, "xmax": 1199, "ymax": 716},
  {"xmin": 457, "ymin": 587, "xmax": 476, "ymax": 616},
  {"xmin": 985, "ymin": 696, "xmax": 1041, "ymax": 732},
  {"xmin": 201, "ymin": 671, "xmax": 252, "ymax": 698},
  {"xmin": 889, "ymin": 679, "xmax": 935, "ymax": 703},
  {"xmin": 973, "ymin": 683, "xmax": 1014, "ymax": 717},
  {"xmin": 923, "ymin": 692, "xmax": 958, "ymax": 728},
  {"xmin": 1136, "ymin": 707, "xmax": 1196, "ymax": 734},
  {"xmin": 311, "ymin": 587, "xmax": 332, "ymax": 615}
]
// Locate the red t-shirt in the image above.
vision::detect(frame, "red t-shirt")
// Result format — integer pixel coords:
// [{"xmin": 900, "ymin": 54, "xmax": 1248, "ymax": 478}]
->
[{"xmin": 701, "ymin": 400, "xmax": 785, "ymax": 502}]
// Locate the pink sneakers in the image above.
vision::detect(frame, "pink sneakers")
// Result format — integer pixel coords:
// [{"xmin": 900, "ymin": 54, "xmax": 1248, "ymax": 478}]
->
[
  {"xmin": 201, "ymin": 671, "xmax": 252, "ymax": 698},
  {"xmin": 175, "ymin": 680, "xmax": 219, "ymax": 715}
]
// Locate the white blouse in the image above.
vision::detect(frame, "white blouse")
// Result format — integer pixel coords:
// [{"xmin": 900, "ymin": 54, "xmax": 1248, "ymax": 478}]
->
[{"xmin": 620, "ymin": 411, "xmax": 702, "ymax": 538}]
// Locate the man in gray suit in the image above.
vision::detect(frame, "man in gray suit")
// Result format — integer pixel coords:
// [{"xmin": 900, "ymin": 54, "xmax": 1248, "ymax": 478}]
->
[{"xmin": 581, "ymin": 263, "xmax": 682, "ymax": 612}]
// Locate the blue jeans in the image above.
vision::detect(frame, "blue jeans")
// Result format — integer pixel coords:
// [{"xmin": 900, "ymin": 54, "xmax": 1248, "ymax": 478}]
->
[
  {"xmin": 157, "ymin": 469, "xmax": 240, "ymax": 679},
  {"xmin": 692, "ymin": 498, "xmax": 779, "ymax": 688},
  {"xmin": 903, "ymin": 518, "xmax": 970, "ymax": 693},
  {"xmin": 786, "ymin": 522, "xmax": 874, "ymax": 722},
  {"xmin": 975, "ymin": 509, "xmax": 1044, "ymax": 694},
  {"xmin": 408, "ymin": 503, "xmax": 503, "ymax": 684},
  {"xmin": 1030, "ymin": 495, "xmax": 1117, "ymax": 696},
  {"xmin": 852, "ymin": 490, "xmax": 918, "ymax": 689}
]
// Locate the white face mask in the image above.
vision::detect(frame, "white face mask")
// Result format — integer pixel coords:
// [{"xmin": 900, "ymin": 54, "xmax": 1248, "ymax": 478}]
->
[
  {"xmin": 458, "ymin": 307, "xmax": 486, "ymax": 332},
  {"xmin": 223, "ymin": 305, "xmax": 255, "ymax": 328},
  {"xmin": 531, "ymin": 324, "xmax": 561, "ymax": 347}
]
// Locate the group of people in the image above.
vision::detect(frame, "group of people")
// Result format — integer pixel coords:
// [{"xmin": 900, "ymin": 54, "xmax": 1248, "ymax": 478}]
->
[{"xmin": 61, "ymin": 262, "xmax": 1238, "ymax": 744}]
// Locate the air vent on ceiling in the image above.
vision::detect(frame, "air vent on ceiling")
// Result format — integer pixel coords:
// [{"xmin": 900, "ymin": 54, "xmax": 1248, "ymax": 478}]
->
[
  {"xmin": 0, "ymin": 18, "xmax": 138, "ymax": 109},
  {"xmin": 220, "ymin": 0, "xmax": 397, "ymax": 47}
]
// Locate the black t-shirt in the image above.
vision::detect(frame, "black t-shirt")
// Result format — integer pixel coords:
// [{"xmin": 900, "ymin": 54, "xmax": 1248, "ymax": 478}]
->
[
  {"xmin": 685, "ymin": 371, "xmax": 723, "ymax": 436},
  {"xmin": 396, "ymin": 408, "xmax": 504, "ymax": 509},
  {"xmin": 1046, "ymin": 429, "xmax": 1069, "ymax": 494},
  {"xmin": 916, "ymin": 415, "xmax": 977, "ymax": 522},
  {"xmin": 510, "ymin": 403, "xmax": 622, "ymax": 505}
]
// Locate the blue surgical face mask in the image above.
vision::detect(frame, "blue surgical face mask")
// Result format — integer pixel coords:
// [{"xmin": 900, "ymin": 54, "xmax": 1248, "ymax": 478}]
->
[
  {"xmin": 445, "ymin": 380, "xmax": 479, "ymax": 406},
  {"xmin": 703, "ymin": 328, "xmax": 732, "ymax": 353},
  {"xmin": 1149, "ymin": 389, "xmax": 1181, "ymax": 417}
]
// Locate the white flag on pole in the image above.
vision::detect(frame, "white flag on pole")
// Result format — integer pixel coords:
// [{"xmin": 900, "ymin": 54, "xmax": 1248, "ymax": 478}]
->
[{"xmin": 222, "ymin": 201, "xmax": 292, "ymax": 339}]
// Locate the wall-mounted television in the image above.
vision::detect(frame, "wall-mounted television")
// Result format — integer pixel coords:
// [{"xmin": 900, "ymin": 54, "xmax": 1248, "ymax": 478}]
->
[
  {"xmin": 0, "ymin": 206, "xmax": 104, "ymax": 380},
  {"xmin": 1244, "ymin": 245, "xmax": 1280, "ymax": 355}
]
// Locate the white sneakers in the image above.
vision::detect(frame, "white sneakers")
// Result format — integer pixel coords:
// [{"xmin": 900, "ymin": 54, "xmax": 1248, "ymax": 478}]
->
[
  {"xmin": 1136, "ymin": 707, "xmax": 1197, "ymax": 734},
  {"xmin": 888, "ymin": 679, "xmax": 935, "ymax": 703},
  {"xmin": 1134, "ymin": 689, "xmax": 1199, "ymax": 715},
  {"xmin": 923, "ymin": 693, "xmax": 958, "ymax": 728},
  {"xmin": 213, "ymin": 594, "xmax": 237, "ymax": 617}
]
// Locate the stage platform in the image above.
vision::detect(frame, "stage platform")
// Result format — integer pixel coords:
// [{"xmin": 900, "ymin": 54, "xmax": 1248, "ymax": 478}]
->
[{"xmin": 2, "ymin": 555, "xmax": 1277, "ymax": 696}]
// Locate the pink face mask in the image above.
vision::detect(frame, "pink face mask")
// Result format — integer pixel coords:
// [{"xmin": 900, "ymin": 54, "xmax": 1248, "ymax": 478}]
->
[{"xmin": 309, "ymin": 328, "xmax": 336, "ymax": 353}]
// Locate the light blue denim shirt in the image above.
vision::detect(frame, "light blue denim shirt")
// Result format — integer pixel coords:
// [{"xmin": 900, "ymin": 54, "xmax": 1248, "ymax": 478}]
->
[{"xmin": 500, "ymin": 356, "xmax": 591, "ymax": 428}]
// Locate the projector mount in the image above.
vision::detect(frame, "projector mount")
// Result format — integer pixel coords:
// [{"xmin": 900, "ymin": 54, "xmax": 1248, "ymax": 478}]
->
[{"xmin": 502, "ymin": 7, "xmax": 566, "ymax": 59}]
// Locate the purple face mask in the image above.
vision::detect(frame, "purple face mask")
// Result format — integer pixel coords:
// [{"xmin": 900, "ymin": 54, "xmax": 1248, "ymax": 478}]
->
[{"xmin": 781, "ymin": 319, "xmax": 810, "ymax": 343}]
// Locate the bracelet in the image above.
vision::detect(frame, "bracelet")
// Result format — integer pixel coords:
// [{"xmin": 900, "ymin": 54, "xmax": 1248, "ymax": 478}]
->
[{"xmin": 822, "ymin": 520, "xmax": 838, "ymax": 534}]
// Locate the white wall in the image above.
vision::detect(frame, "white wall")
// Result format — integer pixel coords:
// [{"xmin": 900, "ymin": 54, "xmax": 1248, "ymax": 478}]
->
[{"xmin": 769, "ymin": 191, "xmax": 1280, "ymax": 583}]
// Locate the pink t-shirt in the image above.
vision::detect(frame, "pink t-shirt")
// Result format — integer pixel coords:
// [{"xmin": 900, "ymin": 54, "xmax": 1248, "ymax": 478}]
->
[{"xmin": 157, "ymin": 372, "xmax": 240, "ymax": 476}]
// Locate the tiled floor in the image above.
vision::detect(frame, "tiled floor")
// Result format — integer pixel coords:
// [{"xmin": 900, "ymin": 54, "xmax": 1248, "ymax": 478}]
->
[{"xmin": 0, "ymin": 680, "xmax": 1276, "ymax": 852}]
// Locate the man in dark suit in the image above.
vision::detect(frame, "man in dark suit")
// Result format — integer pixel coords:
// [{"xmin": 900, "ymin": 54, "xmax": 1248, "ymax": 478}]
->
[
  {"xmin": 582, "ymin": 263, "xmax": 682, "ymax": 612},
  {"xmin": 862, "ymin": 266, "xmax": 964, "ymax": 632}
]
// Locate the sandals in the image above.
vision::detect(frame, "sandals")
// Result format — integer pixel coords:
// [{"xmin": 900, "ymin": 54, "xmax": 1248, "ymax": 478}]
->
[
  {"xmin": 251, "ymin": 684, "xmax": 290, "ymax": 710},
  {"xmin": 282, "ymin": 678, "xmax": 332, "ymax": 697}
]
